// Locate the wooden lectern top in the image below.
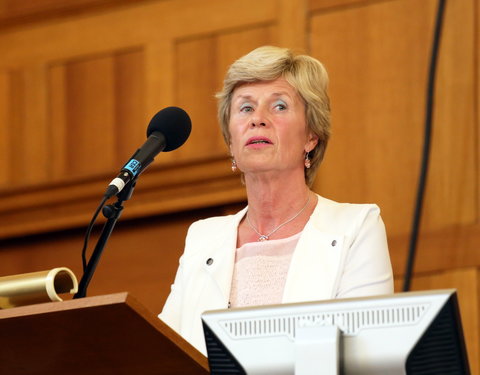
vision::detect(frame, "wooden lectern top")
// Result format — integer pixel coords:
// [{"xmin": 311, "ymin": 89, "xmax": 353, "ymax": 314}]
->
[{"xmin": 0, "ymin": 292, "xmax": 209, "ymax": 375}]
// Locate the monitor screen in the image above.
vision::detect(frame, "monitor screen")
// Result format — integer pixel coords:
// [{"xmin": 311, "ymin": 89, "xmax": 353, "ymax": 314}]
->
[{"xmin": 202, "ymin": 289, "xmax": 470, "ymax": 374}]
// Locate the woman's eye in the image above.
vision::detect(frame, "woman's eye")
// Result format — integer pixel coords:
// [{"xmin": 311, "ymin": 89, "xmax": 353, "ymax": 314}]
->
[
  {"xmin": 274, "ymin": 101, "xmax": 287, "ymax": 110},
  {"xmin": 240, "ymin": 104, "xmax": 253, "ymax": 112}
]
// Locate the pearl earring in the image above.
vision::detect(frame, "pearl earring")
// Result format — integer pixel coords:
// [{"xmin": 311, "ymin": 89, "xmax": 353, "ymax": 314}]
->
[
  {"xmin": 231, "ymin": 158, "xmax": 237, "ymax": 172},
  {"xmin": 304, "ymin": 152, "xmax": 311, "ymax": 169}
]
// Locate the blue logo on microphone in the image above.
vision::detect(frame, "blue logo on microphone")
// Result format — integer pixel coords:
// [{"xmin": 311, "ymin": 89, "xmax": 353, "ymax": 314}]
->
[{"xmin": 124, "ymin": 159, "xmax": 141, "ymax": 176}]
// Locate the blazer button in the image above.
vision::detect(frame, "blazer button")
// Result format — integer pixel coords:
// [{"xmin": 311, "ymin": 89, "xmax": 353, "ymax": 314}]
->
[
  {"xmin": 206, "ymin": 258, "xmax": 214, "ymax": 266},
  {"xmin": 331, "ymin": 240, "xmax": 337, "ymax": 247}
]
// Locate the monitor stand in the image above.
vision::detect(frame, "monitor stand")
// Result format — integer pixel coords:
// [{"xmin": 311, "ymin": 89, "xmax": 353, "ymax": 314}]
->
[{"xmin": 295, "ymin": 325, "xmax": 341, "ymax": 375}]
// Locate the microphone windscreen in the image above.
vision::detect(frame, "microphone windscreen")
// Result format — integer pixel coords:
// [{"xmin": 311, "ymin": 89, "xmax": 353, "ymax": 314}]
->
[{"xmin": 147, "ymin": 107, "xmax": 192, "ymax": 152}]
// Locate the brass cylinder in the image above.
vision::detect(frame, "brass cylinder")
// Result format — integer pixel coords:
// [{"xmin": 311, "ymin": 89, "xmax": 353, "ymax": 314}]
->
[{"xmin": 0, "ymin": 267, "xmax": 78, "ymax": 309}]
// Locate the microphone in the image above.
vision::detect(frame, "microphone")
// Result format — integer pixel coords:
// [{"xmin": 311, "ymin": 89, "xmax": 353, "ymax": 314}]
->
[{"xmin": 105, "ymin": 107, "xmax": 191, "ymax": 199}]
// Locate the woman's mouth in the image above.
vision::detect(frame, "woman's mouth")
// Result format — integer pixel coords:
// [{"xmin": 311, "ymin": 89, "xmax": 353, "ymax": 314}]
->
[{"xmin": 246, "ymin": 137, "xmax": 273, "ymax": 146}]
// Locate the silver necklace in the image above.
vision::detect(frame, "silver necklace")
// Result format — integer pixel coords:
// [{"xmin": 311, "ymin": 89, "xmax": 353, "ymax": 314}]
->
[{"xmin": 246, "ymin": 194, "xmax": 311, "ymax": 241}]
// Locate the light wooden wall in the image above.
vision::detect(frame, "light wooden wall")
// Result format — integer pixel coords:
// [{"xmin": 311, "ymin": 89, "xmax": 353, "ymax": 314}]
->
[{"xmin": 0, "ymin": 0, "xmax": 478, "ymax": 371}]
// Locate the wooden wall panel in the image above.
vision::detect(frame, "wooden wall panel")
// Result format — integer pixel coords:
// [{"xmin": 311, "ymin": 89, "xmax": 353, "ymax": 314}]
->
[
  {"xmin": 64, "ymin": 55, "xmax": 117, "ymax": 177},
  {"xmin": 175, "ymin": 38, "xmax": 224, "ymax": 163},
  {"xmin": 309, "ymin": 0, "xmax": 437, "ymax": 236},
  {"xmin": 114, "ymin": 49, "xmax": 146, "ymax": 163},
  {"xmin": 23, "ymin": 65, "xmax": 50, "ymax": 185},
  {"xmin": 309, "ymin": 0, "xmax": 394, "ymax": 12},
  {"xmin": 0, "ymin": 71, "xmax": 8, "ymax": 184},
  {"xmin": 48, "ymin": 64, "xmax": 68, "ymax": 179},
  {"xmin": 278, "ymin": 0, "xmax": 307, "ymax": 50},
  {"xmin": 48, "ymin": 49, "xmax": 146, "ymax": 180},
  {"xmin": 0, "ymin": 67, "xmax": 50, "ymax": 187},
  {"xmin": 420, "ymin": 0, "xmax": 477, "ymax": 230},
  {"xmin": 2, "ymin": 70, "xmax": 26, "ymax": 186},
  {"xmin": 477, "ymin": 0, "xmax": 480, "ymax": 219},
  {"xmin": 0, "ymin": 0, "xmax": 149, "ymax": 30}
]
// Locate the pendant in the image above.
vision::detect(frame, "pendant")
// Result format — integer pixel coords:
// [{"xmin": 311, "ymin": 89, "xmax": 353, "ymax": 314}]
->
[{"xmin": 258, "ymin": 235, "xmax": 269, "ymax": 241}]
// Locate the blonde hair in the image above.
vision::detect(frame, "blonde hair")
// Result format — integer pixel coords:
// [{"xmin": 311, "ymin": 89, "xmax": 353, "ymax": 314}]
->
[{"xmin": 216, "ymin": 46, "xmax": 331, "ymax": 187}]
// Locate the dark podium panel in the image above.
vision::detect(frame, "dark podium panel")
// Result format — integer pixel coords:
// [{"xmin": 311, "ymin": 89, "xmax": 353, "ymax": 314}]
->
[{"xmin": 0, "ymin": 293, "xmax": 209, "ymax": 375}]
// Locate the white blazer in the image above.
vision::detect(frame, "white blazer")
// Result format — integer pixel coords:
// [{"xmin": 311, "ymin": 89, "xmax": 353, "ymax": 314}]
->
[{"xmin": 159, "ymin": 195, "xmax": 394, "ymax": 355}]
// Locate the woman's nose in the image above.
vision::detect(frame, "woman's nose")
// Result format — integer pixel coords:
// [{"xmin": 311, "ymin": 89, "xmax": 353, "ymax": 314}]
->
[
  {"xmin": 251, "ymin": 108, "xmax": 267, "ymax": 127},
  {"xmin": 251, "ymin": 120, "xmax": 266, "ymax": 127}
]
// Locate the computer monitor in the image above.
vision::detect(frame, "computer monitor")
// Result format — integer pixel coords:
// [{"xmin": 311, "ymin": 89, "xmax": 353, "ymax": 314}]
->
[{"xmin": 201, "ymin": 289, "xmax": 470, "ymax": 374}]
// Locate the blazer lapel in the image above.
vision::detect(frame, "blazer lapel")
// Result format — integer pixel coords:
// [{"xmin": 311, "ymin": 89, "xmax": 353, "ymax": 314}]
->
[
  {"xmin": 181, "ymin": 208, "xmax": 248, "ymax": 353},
  {"xmin": 283, "ymin": 196, "xmax": 345, "ymax": 303},
  {"xmin": 201, "ymin": 207, "xmax": 248, "ymax": 305}
]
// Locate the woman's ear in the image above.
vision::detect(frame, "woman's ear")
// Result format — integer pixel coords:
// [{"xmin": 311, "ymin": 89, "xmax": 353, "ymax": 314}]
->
[{"xmin": 305, "ymin": 132, "xmax": 319, "ymax": 153}]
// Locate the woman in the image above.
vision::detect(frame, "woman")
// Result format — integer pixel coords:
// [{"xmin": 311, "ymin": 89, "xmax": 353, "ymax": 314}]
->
[{"xmin": 159, "ymin": 46, "xmax": 393, "ymax": 355}]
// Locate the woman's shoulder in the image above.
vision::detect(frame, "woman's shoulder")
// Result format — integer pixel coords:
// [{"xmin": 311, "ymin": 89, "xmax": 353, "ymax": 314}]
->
[
  {"xmin": 312, "ymin": 194, "xmax": 383, "ymax": 232},
  {"xmin": 316, "ymin": 194, "xmax": 380, "ymax": 214}
]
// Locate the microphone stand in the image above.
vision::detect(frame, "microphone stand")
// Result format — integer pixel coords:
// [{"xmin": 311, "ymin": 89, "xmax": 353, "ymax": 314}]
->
[{"xmin": 74, "ymin": 180, "xmax": 137, "ymax": 299}]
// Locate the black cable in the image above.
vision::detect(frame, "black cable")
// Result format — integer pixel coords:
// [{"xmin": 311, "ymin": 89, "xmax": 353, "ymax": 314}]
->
[
  {"xmin": 403, "ymin": 0, "xmax": 447, "ymax": 291},
  {"xmin": 81, "ymin": 196, "xmax": 109, "ymax": 272}
]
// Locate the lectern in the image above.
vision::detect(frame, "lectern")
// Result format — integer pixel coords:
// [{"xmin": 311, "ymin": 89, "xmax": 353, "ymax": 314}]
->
[{"xmin": 0, "ymin": 293, "xmax": 209, "ymax": 375}]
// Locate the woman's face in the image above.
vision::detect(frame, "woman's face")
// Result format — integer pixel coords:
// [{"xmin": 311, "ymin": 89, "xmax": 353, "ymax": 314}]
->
[{"xmin": 228, "ymin": 77, "xmax": 318, "ymax": 178}]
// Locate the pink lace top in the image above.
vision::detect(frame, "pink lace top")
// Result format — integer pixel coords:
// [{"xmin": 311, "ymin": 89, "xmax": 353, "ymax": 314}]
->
[{"xmin": 229, "ymin": 232, "xmax": 301, "ymax": 308}]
